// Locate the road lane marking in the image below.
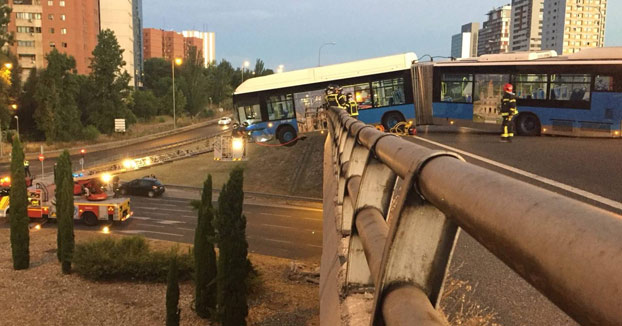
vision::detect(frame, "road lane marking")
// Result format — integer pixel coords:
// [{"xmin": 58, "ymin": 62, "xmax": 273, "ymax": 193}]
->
[
  {"xmin": 118, "ymin": 230, "xmax": 183, "ymax": 237},
  {"xmin": 157, "ymin": 220, "xmax": 185, "ymax": 225},
  {"xmin": 132, "ymin": 216, "xmax": 151, "ymax": 220},
  {"xmin": 302, "ymin": 217, "xmax": 323, "ymax": 222},
  {"xmin": 260, "ymin": 212, "xmax": 292, "ymax": 218},
  {"xmin": 258, "ymin": 223, "xmax": 321, "ymax": 233},
  {"xmin": 132, "ymin": 206, "xmax": 193, "ymax": 213},
  {"xmin": 176, "ymin": 227, "xmax": 195, "ymax": 232},
  {"xmin": 135, "ymin": 223, "xmax": 164, "ymax": 228},
  {"xmin": 414, "ymin": 136, "xmax": 622, "ymax": 212}
]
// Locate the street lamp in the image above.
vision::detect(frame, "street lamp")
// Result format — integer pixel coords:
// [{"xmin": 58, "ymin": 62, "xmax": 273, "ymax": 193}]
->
[
  {"xmin": 4, "ymin": 63, "xmax": 12, "ymax": 70},
  {"xmin": 276, "ymin": 64, "xmax": 284, "ymax": 73},
  {"xmin": 171, "ymin": 57, "xmax": 183, "ymax": 129},
  {"xmin": 318, "ymin": 42, "xmax": 336, "ymax": 67},
  {"xmin": 241, "ymin": 60, "xmax": 250, "ymax": 82},
  {"xmin": 13, "ymin": 115, "xmax": 18, "ymax": 138}
]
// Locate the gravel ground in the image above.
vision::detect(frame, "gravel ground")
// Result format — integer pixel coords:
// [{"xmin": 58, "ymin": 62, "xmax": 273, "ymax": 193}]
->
[{"xmin": 0, "ymin": 228, "xmax": 319, "ymax": 326}]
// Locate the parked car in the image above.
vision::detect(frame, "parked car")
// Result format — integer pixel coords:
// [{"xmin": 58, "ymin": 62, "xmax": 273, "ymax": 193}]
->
[
  {"xmin": 218, "ymin": 117, "xmax": 232, "ymax": 125},
  {"xmin": 115, "ymin": 177, "xmax": 165, "ymax": 198}
]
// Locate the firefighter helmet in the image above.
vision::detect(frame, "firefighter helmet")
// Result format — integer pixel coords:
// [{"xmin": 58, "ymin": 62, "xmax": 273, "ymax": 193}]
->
[{"xmin": 504, "ymin": 83, "xmax": 513, "ymax": 93}]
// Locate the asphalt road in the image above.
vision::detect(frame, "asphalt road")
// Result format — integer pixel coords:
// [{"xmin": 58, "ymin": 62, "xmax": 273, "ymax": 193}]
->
[
  {"xmin": 112, "ymin": 194, "xmax": 323, "ymax": 262},
  {"xmin": 0, "ymin": 122, "xmax": 225, "ymax": 178},
  {"xmin": 407, "ymin": 126, "xmax": 622, "ymax": 326}
]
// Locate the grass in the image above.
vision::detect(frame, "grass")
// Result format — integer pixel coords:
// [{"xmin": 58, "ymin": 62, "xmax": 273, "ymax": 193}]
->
[{"xmin": 118, "ymin": 132, "xmax": 326, "ymax": 198}]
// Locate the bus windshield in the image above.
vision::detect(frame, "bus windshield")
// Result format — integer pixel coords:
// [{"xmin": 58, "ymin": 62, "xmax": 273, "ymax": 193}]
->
[{"xmin": 237, "ymin": 104, "xmax": 261, "ymax": 125}]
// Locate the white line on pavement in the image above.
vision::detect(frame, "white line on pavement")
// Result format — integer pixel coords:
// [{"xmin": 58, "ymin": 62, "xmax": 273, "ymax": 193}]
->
[
  {"xmin": 132, "ymin": 216, "xmax": 151, "ymax": 220},
  {"xmin": 118, "ymin": 230, "xmax": 183, "ymax": 237},
  {"xmin": 133, "ymin": 206, "xmax": 193, "ymax": 213},
  {"xmin": 176, "ymin": 227, "xmax": 196, "ymax": 232},
  {"xmin": 414, "ymin": 136, "xmax": 622, "ymax": 211},
  {"xmin": 260, "ymin": 212, "xmax": 292, "ymax": 218},
  {"xmin": 135, "ymin": 223, "xmax": 165, "ymax": 228},
  {"xmin": 157, "ymin": 220, "xmax": 185, "ymax": 225}
]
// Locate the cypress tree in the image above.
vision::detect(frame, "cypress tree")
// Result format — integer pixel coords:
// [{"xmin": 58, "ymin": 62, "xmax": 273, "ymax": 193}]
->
[
  {"xmin": 194, "ymin": 174, "xmax": 217, "ymax": 319},
  {"xmin": 214, "ymin": 166, "xmax": 248, "ymax": 326},
  {"xmin": 55, "ymin": 150, "xmax": 74, "ymax": 273},
  {"xmin": 9, "ymin": 136, "xmax": 29, "ymax": 270},
  {"xmin": 166, "ymin": 256, "xmax": 181, "ymax": 326}
]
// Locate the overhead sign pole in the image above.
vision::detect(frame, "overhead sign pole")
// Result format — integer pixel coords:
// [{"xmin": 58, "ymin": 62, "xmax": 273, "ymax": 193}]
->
[{"xmin": 39, "ymin": 145, "xmax": 44, "ymax": 179}]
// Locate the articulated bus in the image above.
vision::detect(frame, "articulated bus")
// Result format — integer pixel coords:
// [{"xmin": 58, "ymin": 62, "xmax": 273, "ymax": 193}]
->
[
  {"xmin": 412, "ymin": 47, "xmax": 622, "ymax": 137},
  {"xmin": 233, "ymin": 53, "xmax": 416, "ymax": 144}
]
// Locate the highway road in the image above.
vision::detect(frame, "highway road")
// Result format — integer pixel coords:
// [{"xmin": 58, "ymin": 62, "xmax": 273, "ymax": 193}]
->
[
  {"xmin": 407, "ymin": 126, "xmax": 622, "ymax": 326},
  {"xmin": 112, "ymin": 193, "xmax": 323, "ymax": 261},
  {"xmin": 0, "ymin": 122, "xmax": 225, "ymax": 178}
]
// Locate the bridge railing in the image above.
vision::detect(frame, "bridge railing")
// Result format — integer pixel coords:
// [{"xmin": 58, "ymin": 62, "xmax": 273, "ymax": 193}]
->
[{"xmin": 322, "ymin": 107, "xmax": 622, "ymax": 326}]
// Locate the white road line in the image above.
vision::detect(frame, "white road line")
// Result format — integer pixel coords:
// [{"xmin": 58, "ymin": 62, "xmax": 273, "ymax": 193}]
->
[
  {"xmin": 135, "ymin": 223, "xmax": 165, "ymax": 228},
  {"xmin": 259, "ymin": 223, "xmax": 296, "ymax": 230},
  {"xmin": 176, "ymin": 227, "xmax": 196, "ymax": 232},
  {"xmin": 247, "ymin": 236, "xmax": 292, "ymax": 245},
  {"xmin": 132, "ymin": 216, "xmax": 151, "ymax": 220},
  {"xmin": 118, "ymin": 230, "xmax": 183, "ymax": 237},
  {"xmin": 414, "ymin": 136, "xmax": 622, "ymax": 211},
  {"xmin": 157, "ymin": 220, "xmax": 185, "ymax": 225},
  {"xmin": 133, "ymin": 206, "xmax": 193, "ymax": 213},
  {"xmin": 302, "ymin": 217, "xmax": 323, "ymax": 222},
  {"xmin": 259, "ymin": 212, "xmax": 292, "ymax": 218}
]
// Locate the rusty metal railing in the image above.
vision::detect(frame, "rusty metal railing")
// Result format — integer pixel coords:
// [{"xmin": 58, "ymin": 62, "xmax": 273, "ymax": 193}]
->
[{"xmin": 324, "ymin": 107, "xmax": 622, "ymax": 326}]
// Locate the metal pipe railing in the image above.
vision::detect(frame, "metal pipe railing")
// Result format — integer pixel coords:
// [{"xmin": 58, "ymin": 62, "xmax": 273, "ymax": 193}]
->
[{"xmin": 325, "ymin": 107, "xmax": 622, "ymax": 326}]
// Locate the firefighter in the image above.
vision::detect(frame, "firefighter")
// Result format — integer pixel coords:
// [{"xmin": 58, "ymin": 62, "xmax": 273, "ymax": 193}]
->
[
  {"xmin": 345, "ymin": 93, "xmax": 359, "ymax": 118},
  {"xmin": 325, "ymin": 84, "xmax": 347, "ymax": 110},
  {"xmin": 500, "ymin": 83, "xmax": 518, "ymax": 142},
  {"xmin": 23, "ymin": 160, "xmax": 31, "ymax": 178}
]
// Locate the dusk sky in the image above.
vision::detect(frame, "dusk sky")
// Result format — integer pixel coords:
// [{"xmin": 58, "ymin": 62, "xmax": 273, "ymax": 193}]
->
[{"xmin": 144, "ymin": 0, "xmax": 622, "ymax": 71}]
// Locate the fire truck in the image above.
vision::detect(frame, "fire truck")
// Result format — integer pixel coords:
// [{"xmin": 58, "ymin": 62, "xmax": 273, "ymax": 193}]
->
[{"xmin": 0, "ymin": 177, "xmax": 132, "ymax": 226}]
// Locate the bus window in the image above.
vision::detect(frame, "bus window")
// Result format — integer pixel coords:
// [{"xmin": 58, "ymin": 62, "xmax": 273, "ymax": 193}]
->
[
  {"xmin": 266, "ymin": 94, "xmax": 295, "ymax": 120},
  {"xmin": 441, "ymin": 74, "xmax": 473, "ymax": 103},
  {"xmin": 294, "ymin": 89, "xmax": 325, "ymax": 133},
  {"xmin": 473, "ymin": 74, "xmax": 509, "ymax": 124},
  {"xmin": 550, "ymin": 74, "xmax": 591, "ymax": 101},
  {"xmin": 372, "ymin": 78, "xmax": 405, "ymax": 107},
  {"xmin": 513, "ymin": 74, "xmax": 547, "ymax": 99},
  {"xmin": 343, "ymin": 83, "xmax": 372, "ymax": 109},
  {"xmin": 237, "ymin": 104, "xmax": 261, "ymax": 125},
  {"xmin": 594, "ymin": 75, "xmax": 614, "ymax": 92}
]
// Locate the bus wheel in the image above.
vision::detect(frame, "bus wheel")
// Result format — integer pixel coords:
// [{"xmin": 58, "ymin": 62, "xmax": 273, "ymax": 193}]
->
[
  {"xmin": 516, "ymin": 114, "xmax": 541, "ymax": 136},
  {"xmin": 277, "ymin": 125, "xmax": 297, "ymax": 146},
  {"xmin": 82, "ymin": 212, "xmax": 98, "ymax": 226},
  {"xmin": 382, "ymin": 112, "xmax": 405, "ymax": 130}
]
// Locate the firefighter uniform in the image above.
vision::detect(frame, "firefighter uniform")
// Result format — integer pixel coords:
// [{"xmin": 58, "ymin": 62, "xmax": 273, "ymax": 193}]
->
[
  {"xmin": 325, "ymin": 85, "xmax": 347, "ymax": 110},
  {"xmin": 500, "ymin": 84, "xmax": 518, "ymax": 142},
  {"xmin": 24, "ymin": 160, "xmax": 31, "ymax": 178},
  {"xmin": 345, "ymin": 93, "xmax": 359, "ymax": 118}
]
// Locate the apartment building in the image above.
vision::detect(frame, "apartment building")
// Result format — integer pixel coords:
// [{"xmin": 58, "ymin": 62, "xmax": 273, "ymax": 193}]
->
[
  {"xmin": 451, "ymin": 22, "xmax": 479, "ymax": 58},
  {"xmin": 510, "ymin": 0, "xmax": 544, "ymax": 51},
  {"xmin": 182, "ymin": 30, "xmax": 216, "ymax": 66},
  {"xmin": 477, "ymin": 4, "xmax": 512, "ymax": 56},
  {"xmin": 541, "ymin": 0, "xmax": 607, "ymax": 54},
  {"xmin": 144, "ymin": 28, "xmax": 216, "ymax": 66},
  {"xmin": 100, "ymin": 0, "xmax": 135, "ymax": 85}
]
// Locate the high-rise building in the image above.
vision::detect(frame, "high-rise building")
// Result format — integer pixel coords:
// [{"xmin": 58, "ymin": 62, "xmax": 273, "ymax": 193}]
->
[
  {"xmin": 143, "ymin": 28, "xmax": 216, "ymax": 67},
  {"xmin": 100, "ymin": 0, "xmax": 135, "ymax": 86},
  {"xmin": 510, "ymin": 0, "xmax": 544, "ymax": 51},
  {"xmin": 477, "ymin": 5, "xmax": 512, "ymax": 56},
  {"xmin": 8, "ymin": 0, "xmax": 100, "ymax": 80},
  {"xmin": 182, "ymin": 30, "xmax": 216, "ymax": 66},
  {"xmin": 541, "ymin": 0, "xmax": 607, "ymax": 55},
  {"xmin": 132, "ymin": 0, "xmax": 143, "ymax": 87},
  {"xmin": 451, "ymin": 23, "xmax": 479, "ymax": 58}
]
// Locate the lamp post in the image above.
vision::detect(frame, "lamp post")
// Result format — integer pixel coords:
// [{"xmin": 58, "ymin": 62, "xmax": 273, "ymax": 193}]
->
[
  {"xmin": 13, "ymin": 115, "xmax": 19, "ymax": 138},
  {"xmin": 276, "ymin": 64, "xmax": 284, "ymax": 73},
  {"xmin": 171, "ymin": 57, "xmax": 183, "ymax": 129},
  {"xmin": 241, "ymin": 60, "xmax": 250, "ymax": 82},
  {"xmin": 318, "ymin": 42, "xmax": 336, "ymax": 67}
]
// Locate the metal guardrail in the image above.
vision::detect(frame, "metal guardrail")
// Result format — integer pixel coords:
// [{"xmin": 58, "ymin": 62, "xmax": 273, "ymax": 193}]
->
[{"xmin": 324, "ymin": 107, "xmax": 622, "ymax": 326}]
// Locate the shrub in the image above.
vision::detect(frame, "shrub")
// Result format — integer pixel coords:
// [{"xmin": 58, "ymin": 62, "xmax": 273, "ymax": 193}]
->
[
  {"xmin": 158, "ymin": 116, "xmax": 166, "ymax": 123},
  {"xmin": 82, "ymin": 125, "xmax": 100, "ymax": 142},
  {"xmin": 73, "ymin": 236, "xmax": 193, "ymax": 282}
]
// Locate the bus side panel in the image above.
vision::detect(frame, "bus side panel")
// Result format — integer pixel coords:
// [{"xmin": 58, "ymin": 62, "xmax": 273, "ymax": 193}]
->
[
  {"xmin": 432, "ymin": 102, "xmax": 474, "ymax": 120},
  {"xmin": 248, "ymin": 119, "xmax": 298, "ymax": 142},
  {"xmin": 358, "ymin": 104, "xmax": 415, "ymax": 125}
]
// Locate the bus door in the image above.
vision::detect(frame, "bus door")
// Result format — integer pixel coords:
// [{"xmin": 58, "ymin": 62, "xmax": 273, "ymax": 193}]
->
[{"xmin": 412, "ymin": 63, "xmax": 434, "ymax": 125}]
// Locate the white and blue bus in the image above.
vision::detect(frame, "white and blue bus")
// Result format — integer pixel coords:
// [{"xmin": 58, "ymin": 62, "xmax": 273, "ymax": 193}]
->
[
  {"xmin": 413, "ymin": 47, "xmax": 622, "ymax": 137},
  {"xmin": 233, "ymin": 53, "xmax": 417, "ymax": 144}
]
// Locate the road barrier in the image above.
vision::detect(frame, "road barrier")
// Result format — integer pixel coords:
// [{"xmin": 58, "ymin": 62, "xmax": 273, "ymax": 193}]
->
[{"xmin": 321, "ymin": 107, "xmax": 622, "ymax": 326}]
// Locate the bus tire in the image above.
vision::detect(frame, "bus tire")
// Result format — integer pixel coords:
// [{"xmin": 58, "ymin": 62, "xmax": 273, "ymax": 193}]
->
[
  {"xmin": 277, "ymin": 125, "xmax": 297, "ymax": 146},
  {"xmin": 82, "ymin": 212, "xmax": 98, "ymax": 226},
  {"xmin": 382, "ymin": 111, "xmax": 405, "ymax": 130},
  {"xmin": 516, "ymin": 113, "xmax": 541, "ymax": 136}
]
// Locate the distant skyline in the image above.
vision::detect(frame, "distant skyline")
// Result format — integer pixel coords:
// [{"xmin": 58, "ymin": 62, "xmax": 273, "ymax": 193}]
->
[{"xmin": 143, "ymin": 0, "xmax": 621, "ymax": 71}]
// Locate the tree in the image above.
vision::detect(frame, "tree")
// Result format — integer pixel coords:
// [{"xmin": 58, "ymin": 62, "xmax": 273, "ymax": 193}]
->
[
  {"xmin": 131, "ymin": 90, "xmax": 162, "ymax": 119},
  {"xmin": 9, "ymin": 136, "xmax": 29, "ymax": 270},
  {"xmin": 0, "ymin": 0, "xmax": 13, "ymax": 49},
  {"xmin": 193, "ymin": 175, "xmax": 217, "ymax": 319},
  {"xmin": 206, "ymin": 60, "xmax": 235, "ymax": 105},
  {"xmin": 17, "ymin": 69, "xmax": 41, "ymax": 140},
  {"xmin": 178, "ymin": 46, "xmax": 209, "ymax": 116},
  {"xmin": 56, "ymin": 150, "xmax": 74, "ymax": 274},
  {"xmin": 143, "ymin": 57, "xmax": 171, "ymax": 98},
  {"xmin": 33, "ymin": 49, "xmax": 82, "ymax": 141},
  {"xmin": 85, "ymin": 29, "xmax": 134, "ymax": 133},
  {"xmin": 161, "ymin": 85, "xmax": 186, "ymax": 116},
  {"xmin": 214, "ymin": 166, "xmax": 248, "ymax": 326},
  {"xmin": 166, "ymin": 256, "xmax": 181, "ymax": 326}
]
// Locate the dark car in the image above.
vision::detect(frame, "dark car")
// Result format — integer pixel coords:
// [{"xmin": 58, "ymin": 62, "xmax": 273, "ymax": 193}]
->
[{"xmin": 116, "ymin": 178, "xmax": 165, "ymax": 198}]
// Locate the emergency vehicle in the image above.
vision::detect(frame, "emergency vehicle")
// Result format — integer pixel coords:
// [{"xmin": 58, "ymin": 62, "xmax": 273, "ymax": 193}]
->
[{"xmin": 0, "ymin": 177, "xmax": 132, "ymax": 226}]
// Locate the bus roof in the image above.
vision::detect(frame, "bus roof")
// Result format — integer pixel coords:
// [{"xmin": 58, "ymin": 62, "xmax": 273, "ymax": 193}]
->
[
  {"xmin": 429, "ymin": 46, "xmax": 622, "ymax": 67},
  {"xmin": 234, "ymin": 52, "xmax": 417, "ymax": 95}
]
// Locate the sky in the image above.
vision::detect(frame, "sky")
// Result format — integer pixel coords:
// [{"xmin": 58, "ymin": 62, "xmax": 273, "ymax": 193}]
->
[{"xmin": 143, "ymin": 0, "xmax": 622, "ymax": 71}]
